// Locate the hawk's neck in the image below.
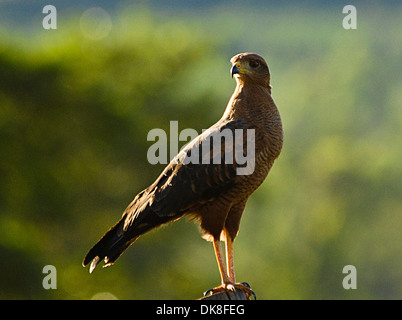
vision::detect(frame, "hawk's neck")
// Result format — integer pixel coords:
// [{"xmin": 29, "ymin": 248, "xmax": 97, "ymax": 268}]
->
[{"xmin": 221, "ymin": 82, "xmax": 278, "ymax": 123}]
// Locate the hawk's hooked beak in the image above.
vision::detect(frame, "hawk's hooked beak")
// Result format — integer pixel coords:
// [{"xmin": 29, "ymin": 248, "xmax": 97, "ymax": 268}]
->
[{"xmin": 231, "ymin": 64, "xmax": 240, "ymax": 78}]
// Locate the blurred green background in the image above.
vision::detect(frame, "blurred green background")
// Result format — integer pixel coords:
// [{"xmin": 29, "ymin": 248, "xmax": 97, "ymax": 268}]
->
[{"xmin": 0, "ymin": 1, "xmax": 401, "ymax": 300}]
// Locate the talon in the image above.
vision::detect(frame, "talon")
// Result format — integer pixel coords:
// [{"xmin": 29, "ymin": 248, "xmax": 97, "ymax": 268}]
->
[
  {"xmin": 203, "ymin": 284, "xmax": 228, "ymax": 297},
  {"xmin": 203, "ymin": 288, "xmax": 214, "ymax": 297},
  {"xmin": 248, "ymin": 288, "xmax": 257, "ymax": 300},
  {"xmin": 233, "ymin": 282, "xmax": 257, "ymax": 300},
  {"xmin": 225, "ymin": 283, "xmax": 235, "ymax": 291}
]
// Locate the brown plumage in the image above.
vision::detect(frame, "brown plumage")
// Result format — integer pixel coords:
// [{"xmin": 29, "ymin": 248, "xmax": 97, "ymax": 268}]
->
[{"xmin": 83, "ymin": 52, "xmax": 283, "ymax": 294}]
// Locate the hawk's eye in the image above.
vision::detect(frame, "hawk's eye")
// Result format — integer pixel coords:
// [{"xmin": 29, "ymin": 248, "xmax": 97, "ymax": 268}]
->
[{"xmin": 249, "ymin": 60, "xmax": 260, "ymax": 68}]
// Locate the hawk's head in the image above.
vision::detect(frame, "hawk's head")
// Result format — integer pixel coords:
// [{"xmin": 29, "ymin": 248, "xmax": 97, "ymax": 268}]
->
[{"xmin": 230, "ymin": 53, "xmax": 271, "ymax": 89}]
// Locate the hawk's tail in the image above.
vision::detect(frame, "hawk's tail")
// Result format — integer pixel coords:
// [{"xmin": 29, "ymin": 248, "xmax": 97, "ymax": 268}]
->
[
  {"xmin": 82, "ymin": 212, "xmax": 181, "ymax": 273},
  {"xmin": 82, "ymin": 217, "xmax": 138, "ymax": 273}
]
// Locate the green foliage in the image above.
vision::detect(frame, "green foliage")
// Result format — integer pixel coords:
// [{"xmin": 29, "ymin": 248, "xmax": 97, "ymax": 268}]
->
[{"xmin": 0, "ymin": 6, "xmax": 400, "ymax": 299}]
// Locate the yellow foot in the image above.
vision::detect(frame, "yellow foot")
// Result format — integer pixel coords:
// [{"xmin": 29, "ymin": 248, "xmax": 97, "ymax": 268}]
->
[{"xmin": 203, "ymin": 282, "xmax": 257, "ymax": 300}]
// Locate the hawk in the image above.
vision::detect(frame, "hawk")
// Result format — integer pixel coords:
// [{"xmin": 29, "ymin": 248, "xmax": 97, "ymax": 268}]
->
[{"xmin": 83, "ymin": 53, "xmax": 283, "ymax": 297}]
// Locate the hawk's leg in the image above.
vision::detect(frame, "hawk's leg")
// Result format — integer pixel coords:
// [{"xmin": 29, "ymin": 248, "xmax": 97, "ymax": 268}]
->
[
  {"xmin": 225, "ymin": 234, "xmax": 236, "ymax": 283},
  {"xmin": 203, "ymin": 238, "xmax": 235, "ymax": 296},
  {"xmin": 225, "ymin": 234, "xmax": 257, "ymax": 299},
  {"xmin": 213, "ymin": 238, "xmax": 232, "ymax": 288},
  {"xmin": 204, "ymin": 236, "xmax": 256, "ymax": 299}
]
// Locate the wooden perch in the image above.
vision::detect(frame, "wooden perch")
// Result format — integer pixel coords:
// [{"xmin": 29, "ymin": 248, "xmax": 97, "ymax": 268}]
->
[
  {"xmin": 199, "ymin": 285, "xmax": 256, "ymax": 300},
  {"xmin": 200, "ymin": 290, "xmax": 247, "ymax": 300}
]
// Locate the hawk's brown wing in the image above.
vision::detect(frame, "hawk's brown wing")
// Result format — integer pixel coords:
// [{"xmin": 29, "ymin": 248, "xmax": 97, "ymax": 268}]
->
[{"xmin": 83, "ymin": 119, "xmax": 250, "ymax": 271}]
